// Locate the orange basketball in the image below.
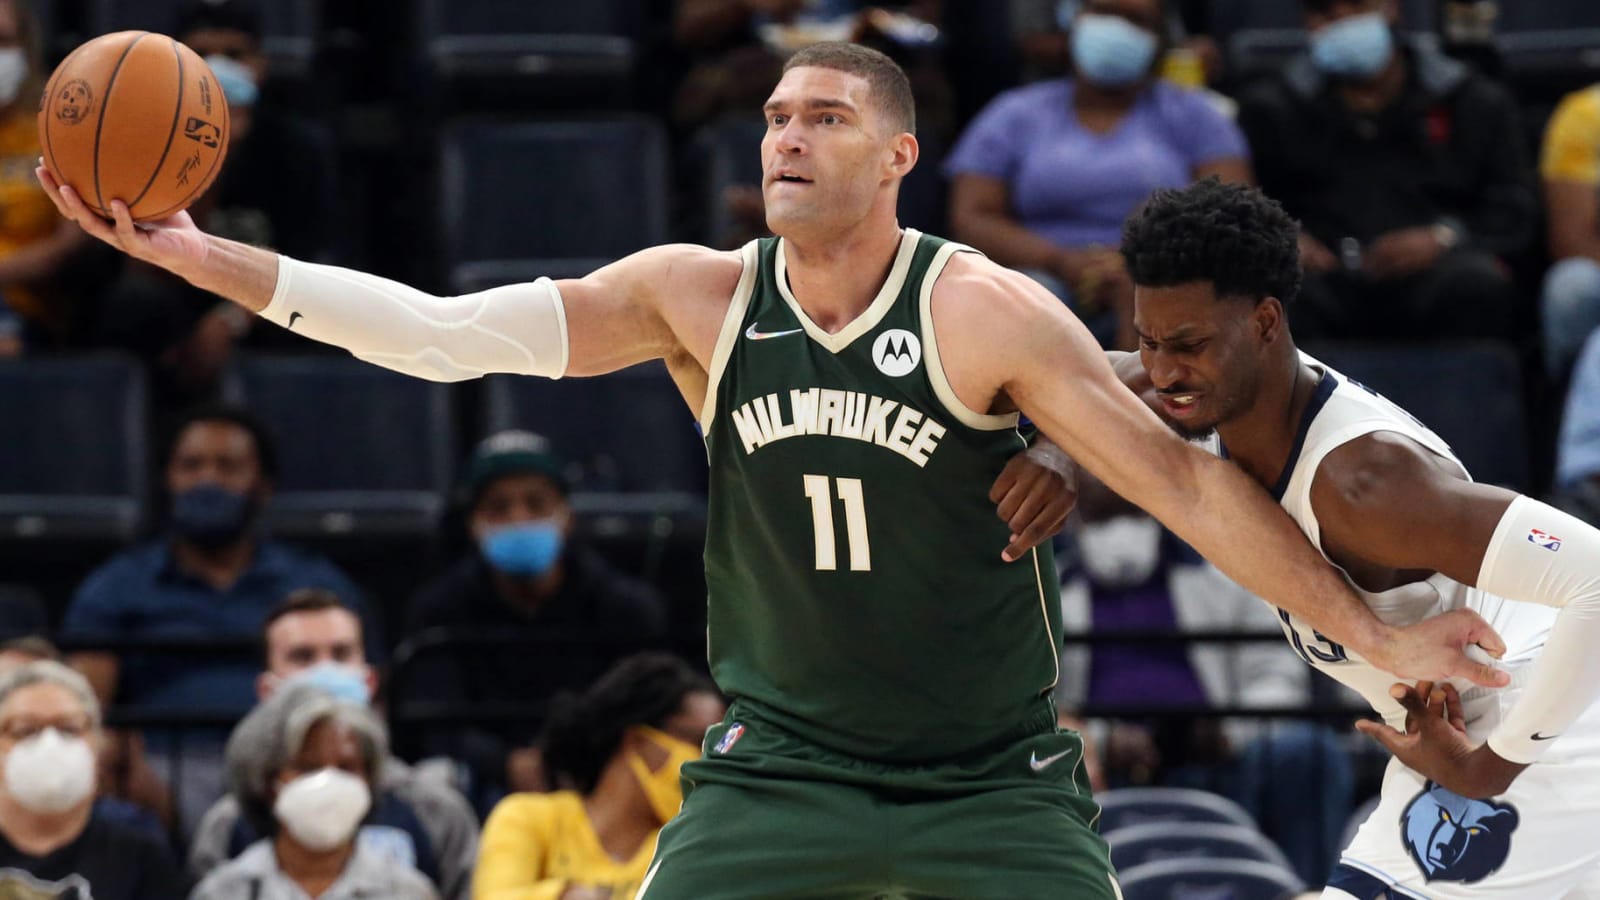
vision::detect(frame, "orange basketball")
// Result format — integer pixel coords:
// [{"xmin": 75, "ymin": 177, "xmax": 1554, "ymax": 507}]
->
[{"xmin": 38, "ymin": 31, "xmax": 229, "ymax": 222}]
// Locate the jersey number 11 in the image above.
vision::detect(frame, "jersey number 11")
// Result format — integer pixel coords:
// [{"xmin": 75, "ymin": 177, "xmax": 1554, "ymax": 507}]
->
[{"xmin": 803, "ymin": 474, "xmax": 872, "ymax": 571}]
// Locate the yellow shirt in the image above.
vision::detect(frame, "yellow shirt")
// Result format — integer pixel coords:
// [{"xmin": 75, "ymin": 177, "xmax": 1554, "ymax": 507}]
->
[
  {"xmin": 473, "ymin": 791, "xmax": 658, "ymax": 900},
  {"xmin": 0, "ymin": 105, "xmax": 69, "ymax": 331},
  {"xmin": 1542, "ymin": 84, "xmax": 1600, "ymax": 186}
]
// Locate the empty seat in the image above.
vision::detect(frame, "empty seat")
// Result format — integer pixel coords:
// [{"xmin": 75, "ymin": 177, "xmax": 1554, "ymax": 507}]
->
[
  {"xmin": 0, "ymin": 355, "xmax": 147, "ymax": 541},
  {"xmin": 1097, "ymin": 787, "xmax": 1258, "ymax": 835},
  {"xmin": 439, "ymin": 118, "xmax": 668, "ymax": 293},
  {"xmin": 417, "ymin": 0, "xmax": 641, "ymax": 109},
  {"xmin": 1118, "ymin": 857, "xmax": 1306, "ymax": 900},
  {"xmin": 90, "ymin": 0, "xmax": 319, "ymax": 77},
  {"xmin": 1305, "ymin": 340, "xmax": 1530, "ymax": 491},
  {"xmin": 222, "ymin": 354, "xmax": 454, "ymax": 538},
  {"xmin": 1108, "ymin": 822, "xmax": 1294, "ymax": 873}
]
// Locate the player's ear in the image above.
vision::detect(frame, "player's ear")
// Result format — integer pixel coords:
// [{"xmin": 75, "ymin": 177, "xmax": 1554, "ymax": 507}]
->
[
  {"xmin": 887, "ymin": 132, "xmax": 918, "ymax": 179},
  {"xmin": 1256, "ymin": 297, "xmax": 1286, "ymax": 344}
]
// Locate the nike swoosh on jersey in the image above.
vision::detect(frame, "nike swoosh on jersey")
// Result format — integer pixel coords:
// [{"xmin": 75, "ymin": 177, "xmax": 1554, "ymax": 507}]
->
[
  {"xmin": 1531, "ymin": 732, "xmax": 1560, "ymax": 741},
  {"xmin": 1028, "ymin": 748, "xmax": 1075, "ymax": 772},
  {"xmin": 745, "ymin": 322, "xmax": 804, "ymax": 341}
]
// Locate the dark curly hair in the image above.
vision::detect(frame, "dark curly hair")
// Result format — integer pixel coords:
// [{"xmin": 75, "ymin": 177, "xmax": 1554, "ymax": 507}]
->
[
  {"xmin": 540, "ymin": 653, "xmax": 717, "ymax": 794},
  {"xmin": 1121, "ymin": 178, "xmax": 1303, "ymax": 307}
]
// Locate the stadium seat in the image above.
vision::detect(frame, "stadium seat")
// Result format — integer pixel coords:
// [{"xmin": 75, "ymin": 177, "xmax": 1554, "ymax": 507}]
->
[
  {"xmin": 1303, "ymin": 340, "xmax": 1530, "ymax": 491},
  {"xmin": 439, "ymin": 118, "xmax": 668, "ymax": 293},
  {"xmin": 0, "ymin": 355, "xmax": 147, "ymax": 542},
  {"xmin": 696, "ymin": 115, "xmax": 768, "ymax": 249},
  {"xmin": 89, "ymin": 0, "xmax": 319, "ymax": 78},
  {"xmin": 221, "ymin": 354, "xmax": 454, "ymax": 539},
  {"xmin": 416, "ymin": 0, "xmax": 641, "ymax": 109},
  {"xmin": 1117, "ymin": 857, "xmax": 1306, "ymax": 900},
  {"xmin": 1108, "ymin": 822, "xmax": 1295, "ymax": 873},
  {"xmin": 1097, "ymin": 787, "xmax": 1258, "ymax": 835}
]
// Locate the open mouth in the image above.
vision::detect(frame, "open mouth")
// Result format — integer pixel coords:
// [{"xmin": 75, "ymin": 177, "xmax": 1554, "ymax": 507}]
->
[
  {"xmin": 774, "ymin": 174, "xmax": 813, "ymax": 184},
  {"xmin": 1159, "ymin": 393, "xmax": 1202, "ymax": 418}
]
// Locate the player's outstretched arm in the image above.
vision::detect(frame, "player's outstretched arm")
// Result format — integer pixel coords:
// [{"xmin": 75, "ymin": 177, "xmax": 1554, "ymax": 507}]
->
[
  {"xmin": 1312, "ymin": 434, "xmax": 1600, "ymax": 796},
  {"xmin": 933, "ymin": 261, "xmax": 1508, "ymax": 688},
  {"xmin": 38, "ymin": 164, "xmax": 721, "ymax": 382}
]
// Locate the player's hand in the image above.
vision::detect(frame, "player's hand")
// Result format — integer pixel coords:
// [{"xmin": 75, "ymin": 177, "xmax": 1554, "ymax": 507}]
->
[
  {"xmin": 36, "ymin": 164, "xmax": 209, "ymax": 273},
  {"xmin": 1376, "ymin": 608, "xmax": 1510, "ymax": 688},
  {"xmin": 990, "ymin": 439, "xmax": 1077, "ymax": 562},
  {"xmin": 1357, "ymin": 681, "xmax": 1527, "ymax": 799}
]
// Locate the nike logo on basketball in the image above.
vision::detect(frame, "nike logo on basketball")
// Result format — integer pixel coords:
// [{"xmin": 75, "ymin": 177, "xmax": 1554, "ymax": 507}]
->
[
  {"xmin": 1531, "ymin": 732, "xmax": 1559, "ymax": 741},
  {"xmin": 287, "ymin": 311, "xmax": 303, "ymax": 329},
  {"xmin": 745, "ymin": 322, "xmax": 802, "ymax": 341},
  {"xmin": 1029, "ymin": 748, "xmax": 1074, "ymax": 772}
]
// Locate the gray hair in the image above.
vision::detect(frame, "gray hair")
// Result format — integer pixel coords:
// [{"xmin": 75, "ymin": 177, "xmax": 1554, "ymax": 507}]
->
[
  {"xmin": 226, "ymin": 681, "xmax": 388, "ymax": 836},
  {"xmin": 0, "ymin": 660, "xmax": 101, "ymax": 729}
]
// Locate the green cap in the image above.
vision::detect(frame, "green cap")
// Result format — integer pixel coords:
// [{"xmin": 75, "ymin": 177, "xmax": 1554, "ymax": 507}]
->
[{"xmin": 460, "ymin": 430, "xmax": 570, "ymax": 505}]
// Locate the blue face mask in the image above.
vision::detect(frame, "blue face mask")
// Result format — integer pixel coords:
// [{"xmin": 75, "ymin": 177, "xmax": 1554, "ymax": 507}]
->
[
  {"xmin": 1310, "ymin": 12, "xmax": 1394, "ymax": 79},
  {"xmin": 285, "ymin": 661, "xmax": 372, "ymax": 706},
  {"xmin": 171, "ymin": 483, "xmax": 255, "ymax": 548},
  {"xmin": 1072, "ymin": 14, "xmax": 1158, "ymax": 88},
  {"xmin": 205, "ymin": 54, "xmax": 258, "ymax": 107},
  {"xmin": 481, "ymin": 520, "xmax": 565, "ymax": 577}
]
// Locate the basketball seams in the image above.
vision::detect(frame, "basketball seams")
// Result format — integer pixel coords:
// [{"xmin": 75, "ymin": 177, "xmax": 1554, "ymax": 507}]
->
[
  {"xmin": 126, "ymin": 37, "xmax": 185, "ymax": 211},
  {"xmin": 89, "ymin": 32, "xmax": 149, "ymax": 216},
  {"xmin": 38, "ymin": 38, "xmax": 96, "ymax": 202}
]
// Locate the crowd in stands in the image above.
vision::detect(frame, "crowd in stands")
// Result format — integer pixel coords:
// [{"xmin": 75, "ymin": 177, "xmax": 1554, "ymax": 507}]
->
[{"xmin": 5, "ymin": 0, "xmax": 1600, "ymax": 893}]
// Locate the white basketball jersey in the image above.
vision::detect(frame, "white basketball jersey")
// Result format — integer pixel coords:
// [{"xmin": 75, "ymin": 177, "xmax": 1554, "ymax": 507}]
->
[{"xmin": 1267, "ymin": 352, "xmax": 1557, "ymax": 738}]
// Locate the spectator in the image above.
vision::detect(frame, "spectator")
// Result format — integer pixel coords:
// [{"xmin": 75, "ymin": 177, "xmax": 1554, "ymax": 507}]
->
[
  {"xmin": 1538, "ymin": 83, "xmax": 1600, "ymax": 382},
  {"xmin": 62, "ymin": 406, "xmax": 374, "ymax": 835},
  {"xmin": 1556, "ymin": 330, "xmax": 1600, "ymax": 526},
  {"xmin": 0, "ymin": 0, "xmax": 92, "ymax": 354},
  {"xmin": 1055, "ymin": 473, "xmax": 1352, "ymax": 883},
  {"xmin": 0, "ymin": 635, "xmax": 56, "ymax": 674},
  {"xmin": 403, "ymin": 431, "xmax": 668, "ymax": 802},
  {"xmin": 190, "ymin": 589, "xmax": 479, "ymax": 900},
  {"xmin": 946, "ymin": 0, "xmax": 1249, "ymax": 349},
  {"xmin": 191, "ymin": 683, "xmax": 437, "ymax": 900},
  {"xmin": 0, "ymin": 661, "xmax": 188, "ymax": 899},
  {"xmin": 474, "ymin": 653, "xmax": 725, "ymax": 900},
  {"xmin": 1237, "ymin": 0, "xmax": 1535, "ymax": 341},
  {"xmin": 92, "ymin": 0, "xmax": 341, "ymax": 403}
]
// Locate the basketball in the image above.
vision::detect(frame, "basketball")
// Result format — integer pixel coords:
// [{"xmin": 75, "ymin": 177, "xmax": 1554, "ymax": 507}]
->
[{"xmin": 37, "ymin": 31, "xmax": 230, "ymax": 222}]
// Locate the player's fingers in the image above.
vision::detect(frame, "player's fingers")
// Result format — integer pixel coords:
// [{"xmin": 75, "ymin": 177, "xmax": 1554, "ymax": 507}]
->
[
  {"xmin": 1005, "ymin": 490, "xmax": 1049, "ymax": 537},
  {"xmin": 1461, "ymin": 610, "xmax": 1507, "ymax": 659},
  {"xmin": 34, "ymin": 164, "xmax": 73, "ymax": 217},
  {"xmin": 1441, "ymin": 683, "xmax": 1466, "ymax": 732},
  {"xmin": 1414, "ymin": 680, "xmax": 1434, "ymax": 701},
  {"xmin": 1455, "ymin": 658, "xmax": 1510, "ymax": 688},
  {"xmin": 1355, "ymin": 718, "xmax": 1407, "ymax": 753},
  {"xmin": 108, "ymin": 199, "xmax": 139, "ymax": 241},
  {"xmin": 1390, "ymin": 682, "xmax": 1428, "ymax": 724},
  {"xmin": 55, "ymin": 184, "xmax": 118, "ymax": 242},
  {"xmin": 988, "ymin": 457, "xmax": 1024, "ymax": 505}
]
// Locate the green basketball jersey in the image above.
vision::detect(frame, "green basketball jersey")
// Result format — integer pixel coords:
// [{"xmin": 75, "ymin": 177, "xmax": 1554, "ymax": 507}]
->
[{"xmin": 699, "ymin": 229, "xmax": 1062, "ymax": 764}]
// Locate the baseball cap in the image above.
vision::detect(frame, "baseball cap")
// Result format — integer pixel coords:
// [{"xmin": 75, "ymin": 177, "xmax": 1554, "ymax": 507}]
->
[{"xmin": 459, "ymin": 430, "xmax": 570, "ymax": 506}]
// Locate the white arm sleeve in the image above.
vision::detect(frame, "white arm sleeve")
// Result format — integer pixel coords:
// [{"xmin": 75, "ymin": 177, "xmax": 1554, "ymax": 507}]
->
[
  {"xmin": 1478, "ymin": 495, "xmax": 1600, "ymax": 763},
  {"xmin": 257, "ymin": 255, "xmax": 569, "ymax": 382}
]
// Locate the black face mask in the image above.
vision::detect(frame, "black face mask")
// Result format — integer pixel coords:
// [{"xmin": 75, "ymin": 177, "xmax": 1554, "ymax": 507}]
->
[{"xmin": 170, "ymin": 483, "xmax": 256, "ymax": 548}]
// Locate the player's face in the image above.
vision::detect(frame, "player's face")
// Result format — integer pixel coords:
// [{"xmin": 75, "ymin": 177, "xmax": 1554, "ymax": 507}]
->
[
  {"xmin": 760, "ymin": 67, "xmax": 898, "ymax": 236},
  {"xmin": 1133, "ymin": 281, "xmax": 1266, "ymax": 439}
]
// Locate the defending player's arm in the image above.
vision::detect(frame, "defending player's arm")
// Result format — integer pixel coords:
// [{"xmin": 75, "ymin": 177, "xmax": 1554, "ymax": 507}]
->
[
  {"xmin": 1311, "ymin": 434, "xmax": 1600, "ymax": 797},
  {"xmin": 34, "ymin": 167, "xmax": 717, "ymax": 381},
  {"xmin": 934, "ymin": 260, "xmax": 1507, "ymax": 687}
]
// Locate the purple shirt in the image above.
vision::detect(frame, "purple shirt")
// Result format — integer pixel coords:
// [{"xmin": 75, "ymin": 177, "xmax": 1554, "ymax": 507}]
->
[
  {"xmin": 1085, "ymin": 576, "xmax": 1210, "ymax": 708},
  {"xmin": 945, "ymin": 79, "xmax": 1249, "ymax": 249}
]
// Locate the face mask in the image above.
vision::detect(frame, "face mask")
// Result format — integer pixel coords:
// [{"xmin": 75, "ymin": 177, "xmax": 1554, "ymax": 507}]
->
[
  {"xmin": 1310, "ymin": 12, "xmax": 1394, "ymax": 79},
  {"xmin": 205, "ymin": 54, "xmax": 258, "ymax": 107},
  {"xmin": 480, "ymin": 520, "xmax": 564, "ymax": 577},
  {"xmin": 276, "ymin": 662, "xmax": 373, "ymax": 706},
  {"xmin": 4, "ymin": 728, "xmax": 95, "ymax": 813},
  {"xmin": 1078, "ymin": 515, "xmax": 1164, "ymax": 588},
  {"xmin": 0, "ymin": 48, "xmax": 26, "ymax": 107},
  {"xmin": 171, "ymin": 483, "xmax": 256, "ymax": 548},
  {"xmin": 1071, "ymin": 14, "xmax": 1158, "ymax": 88},
  {"xmin": 274, "ymin": 767, "xmax": 371, "ymax": 852},
  {"xmin": 624, "ymin": 725, "xmax": 700, "ymax": 824}
]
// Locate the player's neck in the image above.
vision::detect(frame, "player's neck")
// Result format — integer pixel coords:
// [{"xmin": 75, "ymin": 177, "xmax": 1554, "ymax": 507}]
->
[
  {"xmin": 781, "ymin": 219, "xmax": 905, "ymax": 334},
  {"xmin": 1215, "ymin": 350, "xmax": 1321, "ymax": 490}
]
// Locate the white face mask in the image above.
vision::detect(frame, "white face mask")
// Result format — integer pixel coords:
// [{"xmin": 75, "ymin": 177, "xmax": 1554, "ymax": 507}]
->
[
  {"xmin": 4, "ymin": 728, "xmax": 95, "ymax": 813},
  {"xmin": 273, "ymin": 767, "xmax": 371, "ymax": 851},
  {"xmin": 0, "ymin": 48, "xmax": 26, "ymax": 107},
  {"xmin": 1078, "ymin": 515, "xmax": 1164, "ymax": 588}
]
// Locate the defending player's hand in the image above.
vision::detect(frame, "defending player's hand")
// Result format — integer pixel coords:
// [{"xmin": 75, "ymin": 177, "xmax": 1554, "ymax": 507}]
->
[
  {"xmin": 36, "ymin": 163, "xmax": 208, "ymax": 273},
  {"xmin": 1376, "ymin": 608, "xmax": 1511, "ymax": 689},
  {"xmin": 1357, "ymin": 681, "xmax": 1528, "ymax": 799},
  {"xmin": 990, "ymin": 440, "xmax": 1077, "ymax": 562}
]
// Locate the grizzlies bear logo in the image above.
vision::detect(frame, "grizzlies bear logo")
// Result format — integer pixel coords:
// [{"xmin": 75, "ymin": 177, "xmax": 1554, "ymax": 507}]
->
[{"xmin": 1401, "ymin": 781, "xmax": 1520, "ymax": 883}]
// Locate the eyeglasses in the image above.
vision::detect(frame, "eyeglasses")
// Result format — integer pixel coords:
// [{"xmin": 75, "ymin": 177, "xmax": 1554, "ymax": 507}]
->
[{"xmin": 0, "ymin": 717, "xmax": 94, "ymax": 742}]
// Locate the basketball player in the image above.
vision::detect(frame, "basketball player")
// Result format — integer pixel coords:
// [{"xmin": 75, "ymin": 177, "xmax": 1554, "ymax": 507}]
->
[
  {"xmin": 41, "ymin": 44, "xmax": 1507, "ymax": 899},
  {"xmin": 1118, "ymin": 177, "xmax": 1600, "ymax": 898}
]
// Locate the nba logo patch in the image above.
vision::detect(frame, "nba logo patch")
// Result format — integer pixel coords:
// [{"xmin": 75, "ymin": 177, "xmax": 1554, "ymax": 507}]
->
[
  {"xmin": 1528, "ymin": 528, "xmax": 1562, "ymax": 551},
  {"xmin": 714, "ymin": 723, "xmax": 745, "ymax": 754}
]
